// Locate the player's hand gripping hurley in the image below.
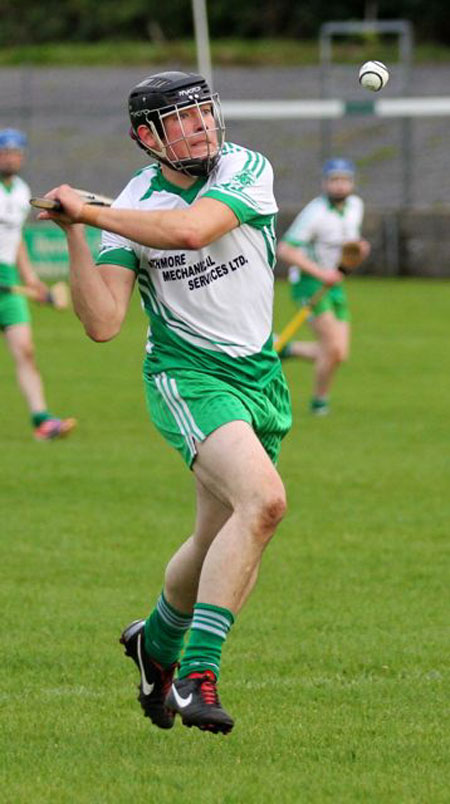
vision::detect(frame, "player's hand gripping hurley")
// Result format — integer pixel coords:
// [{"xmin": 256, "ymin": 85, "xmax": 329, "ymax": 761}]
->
[
  {"xmin": 30, "ymin": 188, "xmax": 113, "ymax": 212},
  {"xmin": 274, "ymin": 240, "xmax": 365, "ymax": 354}
]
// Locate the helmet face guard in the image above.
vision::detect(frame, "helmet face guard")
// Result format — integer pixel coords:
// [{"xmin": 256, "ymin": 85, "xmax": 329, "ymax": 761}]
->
[
  {"xmin": 134, "ymin": 94, "xmax": 224, "ymax": 177},
  {"xmin": 128, "ymin": 72, "xmax": 225, "ymax": 177}
]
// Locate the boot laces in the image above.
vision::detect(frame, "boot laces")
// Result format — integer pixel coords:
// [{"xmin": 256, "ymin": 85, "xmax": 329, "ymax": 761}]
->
[
  {"xmin": 189, "ymin": 671, "xmax": 219, "ymax": 705},
  {"xmin": 199, "ymin": 672, "xmax": 218, "ymax": 706}
]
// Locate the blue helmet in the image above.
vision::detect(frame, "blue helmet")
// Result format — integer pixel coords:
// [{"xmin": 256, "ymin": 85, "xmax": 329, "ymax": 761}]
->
[
  {"xmin": 322, "ymin": 158, "xmax": 355, "ymax": 178},
  {"xmin": 0, "ymin": 128, "xmax": 27, "ymax": 150}
]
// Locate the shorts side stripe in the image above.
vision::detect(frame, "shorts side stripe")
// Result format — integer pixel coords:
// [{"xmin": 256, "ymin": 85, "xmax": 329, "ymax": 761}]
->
[
  {"xmin": 165, "ymin": 374, "xmax": 206, "ymax": 442},
  {"xmin": 160, "ymin": 373, "xmax": 199, "ymax": 448},
  {"xmin": 155, "ymin": 375, "xmax": 196, "ymax": 458}
]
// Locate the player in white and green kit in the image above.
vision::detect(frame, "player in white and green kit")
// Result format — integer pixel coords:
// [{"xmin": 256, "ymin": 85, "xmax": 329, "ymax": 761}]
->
[
  {"xmin": 277, "ymin": 158, "xmax": 370, "ymax": 415},
  {"xmin": 39, "ymin": 71, "xmax": 291, "ymax": 734},
  {"xmin": 0, "ymin": 128, "xmax": 76, "ymax": 440}
]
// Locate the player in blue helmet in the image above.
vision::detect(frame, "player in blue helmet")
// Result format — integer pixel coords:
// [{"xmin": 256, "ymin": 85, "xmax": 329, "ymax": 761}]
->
[
  {"xmin": 0, "ymin": 129, "xmax": 28, "ymax": 150},
  {"xmin": 0, "ymin": 128, "xmax": 76, "ymax": 439},
  {"xmin": 277, "ymin": 158, "xmax": 370, "ymax": 416},
  {"xmin": 322, "ymin": 157, "xmax": 355, "ymax": 178}
]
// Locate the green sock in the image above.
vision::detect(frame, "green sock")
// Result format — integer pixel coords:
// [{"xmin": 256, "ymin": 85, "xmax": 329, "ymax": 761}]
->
[
  {"xmin": 178, "ymin": 603, "xmax": 235, "ymax": 681},
  {"xmin": 310, "ymin": 396, "xmax": 329, "ymax": 409},
  {"xmin": 144, "ymin": 591, "xmax": 192, "ymax": 668},
  {"xmin": 278, "ymin": 343, "xmax": 293, "ymax": 359},
  {"xmin": 31, "ymin": 411, "xmax": 51, "ymax": 428}
]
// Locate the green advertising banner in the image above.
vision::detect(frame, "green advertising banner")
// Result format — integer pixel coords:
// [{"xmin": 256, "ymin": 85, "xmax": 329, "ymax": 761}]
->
[{"xmin": 23, "ymin": 223, "xmax": 102, "ymax": 279}]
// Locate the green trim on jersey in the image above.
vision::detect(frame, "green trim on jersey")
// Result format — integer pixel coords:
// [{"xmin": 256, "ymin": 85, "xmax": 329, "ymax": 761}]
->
[
  {"xmin": 139, "ymin": 168, "xmax": 207, "ymax": 204},
  {"xmin": 282, "ymin": 237, "xmax": 308, "ymax": 247},
  {"xmin": 144, "ymin": 311, "xmax": 281, "ymax": 390},
  {"xmin": 257, "ymin": 216, "xmax": 277, "ymax": 269},
  {"xmin": 137, "ymin": 268, "xmax": 244, "ymax": 349},
  {"xmin": 96, "ymin": 246, "xmax": 138, "ymax": 272},
  {"xmin": 326, "ymin": 196, "xmax": 348, "ymax": 216},
  {"xmin": 95, "ymin": 143, "xmax": 281, "ymax": 390},
  {"xmin": 203, "ymin": 188, "xmax": 261, "ymax": 223},
  {"xmin": 222, "ymin": 142, "xmax": 268, "ymax": 176},
  {"xmin": 0, "ymin": 179, "xmax": 14, "ymax": 194}
]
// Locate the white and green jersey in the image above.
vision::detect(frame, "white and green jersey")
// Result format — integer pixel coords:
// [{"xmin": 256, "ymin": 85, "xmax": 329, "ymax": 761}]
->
[
  {"xmin": 0, "ymin": 176, "xmax": 30, "ymax": 285},
  {"xmin": 96, "ymin": 142, "xmax": 280, "ymax": 387},
  {"xmin": 282, "ymin": 194, "xmax": 364, "ymax": 283}
]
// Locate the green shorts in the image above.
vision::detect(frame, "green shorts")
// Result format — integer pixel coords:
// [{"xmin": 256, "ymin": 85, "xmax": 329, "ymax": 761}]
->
[
  {"xmin": 292, "ymin": 276, "xmax": 351, "ymax": 322},
  {"xmin": 0, "ymin": 290, "xmax": 31, "ymax": 330},
  {"xmin": 144, "ymin": 367, "xmax": 292, "ymax": 468}
]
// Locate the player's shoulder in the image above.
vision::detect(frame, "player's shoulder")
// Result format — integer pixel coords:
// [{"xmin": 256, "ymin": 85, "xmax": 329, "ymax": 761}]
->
[
  {"xmin": 13, "ymin": 175, "xmax": 31, "ymax": 198},
  {"xmin": 347, "ymin": 193, "xmax": 364, "ymax": 208},
  {"xmin": 308, "ymin": 195, "xmax": 328, "ymax": 211},
  {"xmin": 346, "ymin": 194, "xmax": 364, "ymax": 214},
  {"xmin": 116, "ymin": 163, "xmax": 160, "ymax": 204},
  {"xmin": 295, "ymin": 195, "xmax": 326, "ymax": 221},
  {"xmin": 216, "ymin": 142, "xmax": 273, "ymax": 180}
]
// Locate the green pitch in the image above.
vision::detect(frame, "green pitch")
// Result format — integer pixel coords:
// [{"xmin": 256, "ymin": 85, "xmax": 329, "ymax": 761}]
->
[{"xmin": 1, "ymin": 278, "xmax": 449, "ymax": 802}]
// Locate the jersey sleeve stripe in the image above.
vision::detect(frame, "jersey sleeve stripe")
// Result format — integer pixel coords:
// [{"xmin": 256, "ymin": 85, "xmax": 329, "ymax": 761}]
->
[
  {"xmin": 261, "ymin": 226, "xmax": 276, "ymax": 269},
  {"xmin": 96, "ymin": 246, "xmax": 138, "ymax": 271}
]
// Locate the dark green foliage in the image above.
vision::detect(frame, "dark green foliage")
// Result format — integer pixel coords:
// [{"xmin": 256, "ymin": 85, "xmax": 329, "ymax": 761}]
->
[{"xmin": 1, "ymin": 1, "xmax": 450, "ymax": 46}]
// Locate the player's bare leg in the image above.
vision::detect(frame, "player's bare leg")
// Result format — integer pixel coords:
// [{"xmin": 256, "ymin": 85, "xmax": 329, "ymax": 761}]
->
[
  {"xmin": 120, "ymin": 478, "xmax": 231, "ymax": 728},
  {"xmin": 284, "ymin": 340, "xmax": 319, "ymax": 361},
  {"xmin": 193, "ymin": 420, "xmax": 286, "ymax": 611},
  {"xmin": 310, "ymin": 313, "xmax": 350, "ymax": 412},
  {"xmin": 3, "ymin": 323, "xmax": 77, "ymax": 439},
  {"xmin": 165, "ymin": 420, "xmax": 286, "ymax": 733},
  {"xmin": 4, "ymin": 323, "xmax": 47, "ymax": 411},
  {"xmin": 164, "ymin": 478, "xmax": 232, "ymax": 612}
]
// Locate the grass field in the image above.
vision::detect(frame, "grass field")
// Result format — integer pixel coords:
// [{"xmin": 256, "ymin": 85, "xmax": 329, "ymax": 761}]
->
[{"xmin": 1, "ymin": 278, "xmax": 449, "ymax": 803}]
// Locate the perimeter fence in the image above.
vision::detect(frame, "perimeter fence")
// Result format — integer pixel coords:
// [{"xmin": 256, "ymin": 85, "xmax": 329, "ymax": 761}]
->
[{"xmin": 2, "ymin": 63, "xmax": 450, "ymax": 276}]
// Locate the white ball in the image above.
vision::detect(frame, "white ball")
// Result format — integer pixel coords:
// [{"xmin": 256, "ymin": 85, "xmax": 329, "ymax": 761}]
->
[{"xmin": 358, "ymin": 61, "xmax": 390, "ymax": 92}]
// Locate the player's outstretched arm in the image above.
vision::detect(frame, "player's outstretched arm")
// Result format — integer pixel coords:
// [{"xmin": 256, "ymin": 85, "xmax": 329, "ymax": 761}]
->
[
  {"xmin": 82, "ymin": 196, "xmax": 239, "ymax": 251},
  {"xmin": 39, "ymin": 184, "xmax": 239, "ymax": 251}
]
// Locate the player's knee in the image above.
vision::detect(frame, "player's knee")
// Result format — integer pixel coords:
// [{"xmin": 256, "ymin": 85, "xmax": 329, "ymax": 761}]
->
[
  {"xmin": 253, "ymin": 482, "xmax": 287, "ymax": 535},
  {"xmin": 336, "ymin": 345, "xmax": 349, "ymax": 363},
  {"xmin": 327, "ymin": 342, "xmax": 347, "ymax": 364},
  {"xmin": 262, "ymin": 491, "xmax": 287, "ymax": 530},
  {"xmin": 17, "ymin": 341, "xmax": 36, "ymax": 364}
]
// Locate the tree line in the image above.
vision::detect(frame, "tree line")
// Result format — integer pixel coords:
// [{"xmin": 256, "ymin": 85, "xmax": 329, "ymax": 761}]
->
[{"xmin": 1, "ymin": 1, "xmax": 449, "ymax": 46}]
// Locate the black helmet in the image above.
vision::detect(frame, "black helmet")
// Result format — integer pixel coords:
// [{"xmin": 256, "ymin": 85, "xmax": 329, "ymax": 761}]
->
[{"xmin": 128, "ymin": 71, "xmax": 225, "ymax": 177}]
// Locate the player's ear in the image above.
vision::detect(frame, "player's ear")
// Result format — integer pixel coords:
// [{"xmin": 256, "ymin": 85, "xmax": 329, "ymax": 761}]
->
[{"xmin": 136, "ymin": 124, "xmax": 159, "ymax": 148}]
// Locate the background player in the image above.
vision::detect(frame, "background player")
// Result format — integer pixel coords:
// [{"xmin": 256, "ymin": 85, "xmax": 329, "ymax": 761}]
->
[
  {"xmin": 277, "ymin": 158, "xmax": 370, "ymax": 415},
  {"xmin": 0, "ymin": 129, "xmax": 76, "ymax": 440},
  {"xmin": 38, "ymin": 71, "xmax": 292, "ymax": 734}
]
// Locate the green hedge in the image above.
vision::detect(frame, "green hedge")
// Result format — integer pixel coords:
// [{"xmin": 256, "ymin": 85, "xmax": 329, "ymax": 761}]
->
[{"xmin": 1, "ymin": 1, "xmax": 449, "ymax": 46}]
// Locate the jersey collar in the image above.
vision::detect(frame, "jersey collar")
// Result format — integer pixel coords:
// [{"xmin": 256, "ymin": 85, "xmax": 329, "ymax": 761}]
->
[{"xmin": 140, "ymin": 166, "xmax": 207, "ymax": 204}]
